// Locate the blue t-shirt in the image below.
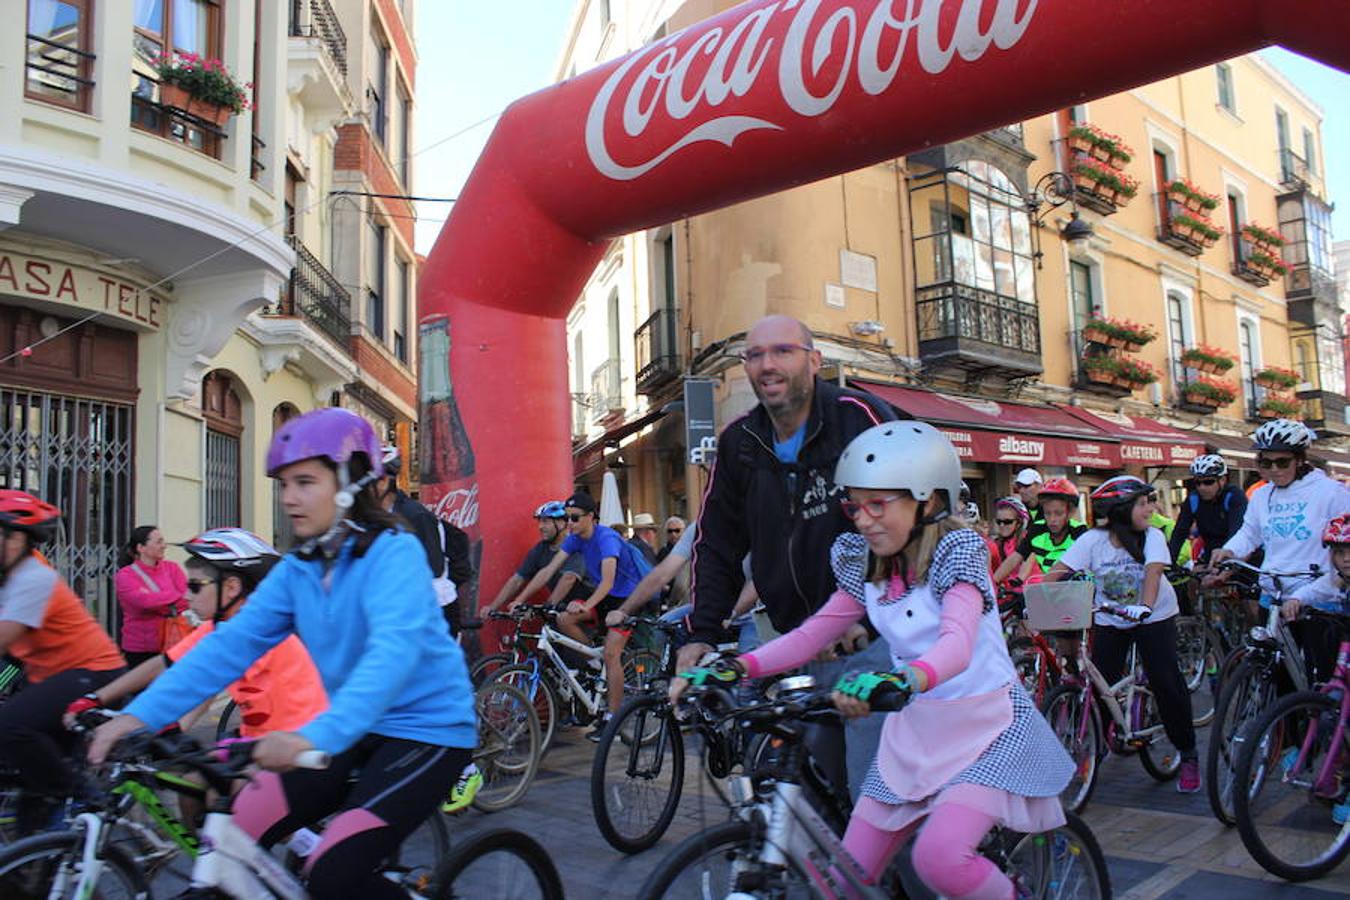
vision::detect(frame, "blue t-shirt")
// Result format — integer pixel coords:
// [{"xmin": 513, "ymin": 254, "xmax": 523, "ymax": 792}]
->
[
  {"xmin": 561, "ymin": 525, "xmax": 643, "ymax": 598},
  {"xmin": 774, "ymin": 423, "xmax": 806, "ymax": 463}
]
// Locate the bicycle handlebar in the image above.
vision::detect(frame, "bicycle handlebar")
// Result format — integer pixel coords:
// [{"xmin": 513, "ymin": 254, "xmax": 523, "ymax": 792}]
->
[
  {"xmin": 683, "ymin": 680, "xmax": 909, "ymax": 730},
  {"xmin": 1218, "ymin": 559, "xmax": 1321, "ymax": 582}
]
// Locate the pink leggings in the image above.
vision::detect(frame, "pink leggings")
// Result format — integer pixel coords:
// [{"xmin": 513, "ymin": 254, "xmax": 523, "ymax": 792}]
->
[{"xmin": 842, "ymin": 801, "xmax": 1012, "ymax": 900}]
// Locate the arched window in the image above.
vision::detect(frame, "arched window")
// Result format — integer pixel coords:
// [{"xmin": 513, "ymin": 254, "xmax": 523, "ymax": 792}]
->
[{"xmin": 202, "ymin": 371, "xmax": 243, "ymax": 529}]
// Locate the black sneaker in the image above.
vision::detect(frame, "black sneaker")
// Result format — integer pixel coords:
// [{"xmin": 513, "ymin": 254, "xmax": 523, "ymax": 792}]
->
[{"xmin": 586, "ymin": 717, "xmax": 611, "ymax": 742}]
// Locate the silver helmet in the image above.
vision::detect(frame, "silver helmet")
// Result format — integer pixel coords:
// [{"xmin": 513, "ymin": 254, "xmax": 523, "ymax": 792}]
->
[
  {"xmin": 835, "ymin": 421, "xmax": 963, "ymax": 512},
  {"xmin": 1251, "ymin": 418, "xmax": 1313, "ymax": 453},
  {"xmin": 1189, "ymin": 454, "xmax": 1228, "ymax": 478}
]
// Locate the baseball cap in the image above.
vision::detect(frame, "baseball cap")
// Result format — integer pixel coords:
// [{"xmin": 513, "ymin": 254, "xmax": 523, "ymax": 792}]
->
[
  {"xmin": 565, "ymin": 491, "xmax": 597, "ymax": 514},
  {"xmin": 1014, "ymin": 468, "xmax": 1044, "ymax": 486}
]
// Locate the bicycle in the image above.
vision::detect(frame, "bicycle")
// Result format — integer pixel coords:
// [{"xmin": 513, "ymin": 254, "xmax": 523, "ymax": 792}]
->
[
  {"xmin": 482, "ymin": 606, "xmax": 661, "ymax": 755},
  {"xmin": 1231, "ymin": 608, "xmax": 1350, "ymax": 881},
  {"xmin": 0, "ymin": 717, "xmax": 563, "ymax": 899},
  {"xmin": 590, "ymin": 615, "xmax": 762, "ymax": 853},
  {"xmin": 1165, "ymin": 566, "xmax": 1225, "ymax": 727},
  {"xmin": 1039, "ymin": 601, "xmax": 1186, "ymax": 814},
  {"xmin": 1203, "ymin": 559, "xmax": 1317, "ymax": 826},
  {"xmin": 1001, "ymin": 591, "xmax": 1067, "ymax": 706},
  {"xmin": 639, "ymin": 678, "xmax": 1111, "ymax": 899}
]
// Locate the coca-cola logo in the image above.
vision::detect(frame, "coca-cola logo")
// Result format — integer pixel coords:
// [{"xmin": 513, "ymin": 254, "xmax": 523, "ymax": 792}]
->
[
  {"xmin": 585, "ymin": 0, "xmax": 1039, "ymax": 181},
  {"xmin": 432, "ymin": 483, "xmax": 480, "ymax": 531}
]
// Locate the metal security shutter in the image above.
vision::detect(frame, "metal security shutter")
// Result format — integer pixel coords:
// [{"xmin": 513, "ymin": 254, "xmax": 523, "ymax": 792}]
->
[{"xmin": 202, "ymin": 371, "xmax": 243, "ymax": 530}]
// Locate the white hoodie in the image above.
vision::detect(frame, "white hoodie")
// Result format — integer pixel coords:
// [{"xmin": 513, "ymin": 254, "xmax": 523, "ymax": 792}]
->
[{"xmin": 1224, "ymin": 468, "xmax": 1350, "ymax": 593}]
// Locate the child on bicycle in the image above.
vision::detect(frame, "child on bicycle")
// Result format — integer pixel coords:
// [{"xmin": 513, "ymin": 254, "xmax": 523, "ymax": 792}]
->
[
  {"xmin": 1046, "ymin": 475, "xmax": 1199, "ymax": 793},
  {"xmin": 676, "ymin": 422, "xmax": 1073, "ymax": 899},
  {"xmin": 1282, "ymin": 513, "xmax": 1350, "ymax": 683},
  {"xmin": 88, "ymin": 408, "xmax": 477, "ymax": 900}
]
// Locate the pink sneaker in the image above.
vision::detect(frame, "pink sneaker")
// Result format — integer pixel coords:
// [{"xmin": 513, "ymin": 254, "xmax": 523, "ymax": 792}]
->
[{"xmin": 1177, "ymin": 759, "xmax": 1201, "ymax": 794}]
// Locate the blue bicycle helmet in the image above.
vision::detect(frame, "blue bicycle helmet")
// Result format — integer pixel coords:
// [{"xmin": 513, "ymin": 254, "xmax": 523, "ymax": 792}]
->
[{"xmin": 534, "ymin": 501, "xmax": 567, "ymax": 520}]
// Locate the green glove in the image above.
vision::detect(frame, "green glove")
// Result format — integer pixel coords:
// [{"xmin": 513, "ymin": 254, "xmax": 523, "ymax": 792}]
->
[
  {"xmin": 678, "ymin": 658, "xmax": 742, "ymax": 688},
  {"xmin": 834, "ymin": 669, "xmax": 914, "ymax": 702}
]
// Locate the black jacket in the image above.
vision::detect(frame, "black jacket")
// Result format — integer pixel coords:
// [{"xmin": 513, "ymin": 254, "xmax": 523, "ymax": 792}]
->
[
  {"xmin": 1169, "ymin": 483, "xmax": 1247, "ymax": 563},
  {"xmin": 689, "ymin": 378, "xmax": 895, "ymax": 644},
  {"xmin": 391, "ymin": 491, "xmax": 475, "ymax": 587}
]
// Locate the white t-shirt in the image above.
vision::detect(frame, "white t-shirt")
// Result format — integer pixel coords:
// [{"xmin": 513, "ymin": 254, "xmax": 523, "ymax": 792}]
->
[{"xmin": 1057, "ymin": 527, "xmax": 1178, "ymax": 628}]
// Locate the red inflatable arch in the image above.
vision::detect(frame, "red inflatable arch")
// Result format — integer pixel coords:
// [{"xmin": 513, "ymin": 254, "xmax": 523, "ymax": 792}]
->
[{"xmin": 418, "ymin": 0, "xmax": 1350, "ymax": 613}]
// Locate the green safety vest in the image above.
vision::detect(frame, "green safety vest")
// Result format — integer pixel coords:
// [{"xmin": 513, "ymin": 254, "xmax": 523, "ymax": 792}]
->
[{"xmin": 1029, "ymin": 521, "xmax": 1084, "ymax": 571}]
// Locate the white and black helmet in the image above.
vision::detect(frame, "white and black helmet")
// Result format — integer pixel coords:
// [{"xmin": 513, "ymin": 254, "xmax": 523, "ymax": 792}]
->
[
  {"xmin": 1251, "ymin": 418, "xmax": 1313, "ymax": 453},
  {"xmin": 380, "ymin": 444, "xmax": 402, "ymax": 477},
  {"xmin": 835, "ymin": 421, "xmax": 963, "ymax": 513},
  {"xmin": 181, "ymin": 528, "xmax": 281, "ymax": 587},
  {"xmin": 1189, "ymin": 454, "xmax": 1228, "ymax": 478}
]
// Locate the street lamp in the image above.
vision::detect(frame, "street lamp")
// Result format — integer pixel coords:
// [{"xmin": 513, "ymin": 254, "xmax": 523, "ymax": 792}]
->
[{"xmin": 1025, "ymin": 171, "xmax": 1094, "ymax": 268}]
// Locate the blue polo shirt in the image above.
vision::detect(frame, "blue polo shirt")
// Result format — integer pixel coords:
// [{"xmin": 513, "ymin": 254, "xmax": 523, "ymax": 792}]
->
[{"xmin": 561, "ymin": 525, "xmax": 643, "ymax": 598}]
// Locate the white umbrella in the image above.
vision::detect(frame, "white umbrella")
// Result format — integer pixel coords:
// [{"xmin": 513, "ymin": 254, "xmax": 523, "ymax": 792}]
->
[{"xmin": 599, "ymin": 470, "xmax": 625, "ymax": 528}]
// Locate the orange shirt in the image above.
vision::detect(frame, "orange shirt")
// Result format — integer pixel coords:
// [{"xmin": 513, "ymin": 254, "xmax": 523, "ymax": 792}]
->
[
  {"xmin": 3, "ymin": 558, "xmax": 124, "ymax": 683},
  {"xmin": 168, "ymin": 623, "xmax": 327, "ymax": 737}
]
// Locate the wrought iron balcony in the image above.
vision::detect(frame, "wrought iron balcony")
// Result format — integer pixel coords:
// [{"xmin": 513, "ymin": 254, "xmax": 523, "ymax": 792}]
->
[
  {"xmin": 1279, "ymin": 149, "xmax": 1320, "ymax": 195},
  {"xmin": 289, "ymin": 0, "xmax": 348, "ymax": 76},
  {"xmin": 130, "ymin": 73, "xmax": 227, "ymax": 160},
  {"xmin": 634, "ymin": 307, "xmax": 681, "ymax": 395},
  {"xmin": 915, "ymin": 284, "xmax": 1042, "ymax": 378},
  {"xmin": 272, "ymin": 236, "xmax": 352, "ymax": 350},
  {"xmin": 1232, "ymin": 238, "xmax": 1273, "ymax": 287},
  {"xmin": 1154, "ymin": 196, "xmax": 1210, "ymax": 257},
  {"xmin": 590, "ymin": 358, "xmax": 623, "ymax": 423}
]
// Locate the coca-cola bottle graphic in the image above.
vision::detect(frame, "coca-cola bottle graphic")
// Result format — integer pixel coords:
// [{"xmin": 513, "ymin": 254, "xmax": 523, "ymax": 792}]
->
[{"xmin": 419, "ymin": 315, "xmax": 482, "ymax": 654}]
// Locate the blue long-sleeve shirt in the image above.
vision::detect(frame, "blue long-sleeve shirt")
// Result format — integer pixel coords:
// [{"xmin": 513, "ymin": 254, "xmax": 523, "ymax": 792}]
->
[{"xmin": 126, "ymin": 530, "xmax": 476, "ymax": 754}]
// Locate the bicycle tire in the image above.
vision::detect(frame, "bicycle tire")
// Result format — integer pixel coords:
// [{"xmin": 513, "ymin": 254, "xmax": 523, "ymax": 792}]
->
[
  {"xmin": 1041, "ymin": 684, "xmax": 1101, "ymax": 814},
  {"xmin": 214, "ymin": 698, "xmax": 240, "ymax": 742},
  {"xmin": 1135, "ymin": 689, "xmax": 1182, "ymax": 782},
  {"xmin": 591, "ymin": 694, "xmax": 685, "ymax": 853},
  {"xmin": 1008, "ymin": 637, "xmax": 1046, "ymax": 703},
  {"xmin": 469, "ymin": 652, "xmax": 512, "ymax": 687},
  {"xmin": 623, "ymin": 649, "xmax": 664, "ymax": 696},
  {"xmin": 638, "ymin": 819, "xmax": 809, "ymax": 900},
  {"xmin": 1205, "ymin": 656, "xmax": 1278, "ymax": 826},
  {"xmin": 486, "ymin": 663, "xmax": 559, "ymax": 755},
  {"xmin": 431, "ymin": 828, "xmax": 563, "ymax": 900},
  {"xmin": 472, "ymin": 681, "xmax": 542, "ymax": 813},
  {"xmin": 0, "ymin": 829, "xmax": 150, "ymax": 899},
  {"xmin": 996, "ymin": 811, "xmax": 1113, "ymax": 900},
  {"xmin": 1232, "ymin": 690, "xmax": 1350, "ymax": 881}
]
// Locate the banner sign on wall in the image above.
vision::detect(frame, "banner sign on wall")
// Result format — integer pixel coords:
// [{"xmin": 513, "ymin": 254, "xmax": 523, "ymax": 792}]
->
[{"xmin": 684, "ymin": 378, "xmax": 718, "ymax": 466}]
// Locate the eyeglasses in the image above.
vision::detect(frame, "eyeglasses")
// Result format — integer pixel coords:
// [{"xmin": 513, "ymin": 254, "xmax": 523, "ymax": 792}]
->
[
  {"xmin": 1195, "ymin": 477, "xmax": 1219, "ymax": 487},
  {"xmin": 994, "ymin": 518, "xmax": 1018, "ymax": 526},
  {"xmin": 566, "ymin": 513, "xmax": 590, "ymax": 522},
  {"xmin": 1257, "ymin": 456, "xmax": 1295, "ymax": 470},
  {"xmin": 666, "ymin": 528, "xmax": 682, "ymax": 534},
  {"xmin": 186, "ymin": 578, "xmax": 212, "ymax": 594},
  {"xmin": 840, "ymin": 495, "xmax": 905, "ymax": 520},
  {"xmin": 739, "ymin": 343, "xmax": 814, "ymax": 365}
]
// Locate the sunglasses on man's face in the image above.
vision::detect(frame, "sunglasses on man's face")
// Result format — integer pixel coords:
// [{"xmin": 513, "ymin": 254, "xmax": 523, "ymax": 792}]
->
[
  {"xmin": 1195, "ymin": 477, "xmax": 1219, "ymax": 487},
  {"xmin": 186, "ymin": 578, "xmax": 212, "ymax": 594},
  {"xmin": 1257, "ymin": 456, "xmax": 1295, "ymax": 470},
  {"xmin": 667, "ymin": 528, "xmax": 682, "ymax": 534},
  {"xmin": 566, "ymin": 513, "xmax": 590, "ymax": 522}
]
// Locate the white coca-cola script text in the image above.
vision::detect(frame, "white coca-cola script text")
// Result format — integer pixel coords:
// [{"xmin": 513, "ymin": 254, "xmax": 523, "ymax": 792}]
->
[{"xmin": 432, "ymin": 483, "xmax": 480, "ymax": 532}]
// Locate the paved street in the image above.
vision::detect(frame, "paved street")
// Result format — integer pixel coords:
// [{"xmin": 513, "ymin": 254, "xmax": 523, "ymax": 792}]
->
[{"xmin": 445, "ymin": 722, "xmax": 1350, "ymax": 899}]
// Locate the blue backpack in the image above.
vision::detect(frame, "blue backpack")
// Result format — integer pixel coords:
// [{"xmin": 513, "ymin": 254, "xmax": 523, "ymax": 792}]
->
[{"xmin": 1189, "ymin": 489, "xmax": 1234, "ymax": 515}]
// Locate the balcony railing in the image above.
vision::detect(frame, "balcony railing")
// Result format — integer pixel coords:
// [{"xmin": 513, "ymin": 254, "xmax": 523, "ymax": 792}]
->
[
  {"xmin": 270, "ymin": 236, "xmax": 352, "ymax": 350},
  {"xmin": 130, "ymin": 73, "xmax": 226, "ymax": 160},
  {"xmin": 982, "ymin": 122, "xmax": 1025, "ymax": 147},
  {"xmin": 289, "ymin": 0, "xmax": 348, "ymax": 76},
  {"xmin": 634, "ymin": 307, "xmax": 682, "ymax": 394},
  {"xmin": 915, "ymin": 284, "xmax": 1042, "ymax": 377},
  {"xmin": 1154, "ymin": 196, "xmax": 1209, "ymax": 257},
  {"xmin": 590, "ymin": 358, "xmax": 622, "ymax": 423},
  {"xmin": 1279, "ymin": 149, "xmax": 1319, "ymax": 194},
  {"xmin": 1232, "ymin": 238, "xmax": 1273, "ymax": 287},
  {"xmin": 250, "ymin": 134, "xmax": 267, "ymax": 183},
  {"xmin": 25, "ymin": 32, "xmax": 95, "ymax": 111}
]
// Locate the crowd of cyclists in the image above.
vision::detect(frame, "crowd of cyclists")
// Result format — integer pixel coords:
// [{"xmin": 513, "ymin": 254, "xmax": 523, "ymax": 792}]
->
[{"xmin": 2, "ymin": 343, "xmax": 1350, "ymax": 895}]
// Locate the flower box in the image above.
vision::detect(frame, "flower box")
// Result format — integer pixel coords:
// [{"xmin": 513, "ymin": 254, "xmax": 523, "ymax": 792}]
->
[
  {"xmin": 1256, "ymin": 398, "xmax": 1302, "ymax": 419},
  {"xmin": 1180, "ymin": 345, "xmax": 1237, "ymax": 375},
  {"xmin": 1166, "ymin": 179, "xmax": 1221, "ymax": 213},
  {"xmin": 1254, "ymin": 366, "xmax": 1301, "ymax": 390},
  {"xmin": 159, "ymin": 82, "xmax": 231, "ymax": 126},
  {"xmin": 1241, "ymin": 223, "xmax": 1284, "ymax": 249},
  {"xmin": 1182, "ymin": 376, "xmax": 1238, "ymax": 408},
  {"xmin": 152, "ymin": 52, "xmax": 251, "ymax": 125},
  {"xmin": 1067, "ymin": 124, "xmax": 1134, "ymax": 168},
  {"xmin": 1082, "ymin": 316, "xmax": 1157, "ymax": 350},
  {"xmin": 1116, "ymin": 357, "xmax": 1160, "ymax": 388}
]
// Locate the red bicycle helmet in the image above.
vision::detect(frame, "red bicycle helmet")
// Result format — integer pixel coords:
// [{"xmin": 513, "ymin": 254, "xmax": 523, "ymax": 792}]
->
[
  {"xmin": 1323, "ymin": 513, "xmax": 1350, "ymax": 547},
  {"xmin": 1038, "ymin": 477, "xmax": 1080, "ymax": 503},
  {"xmin": 1090, "ymin": 475, "xmax": 1153, "ymax": 518},
  {"xmin": 0, "ymin": 490, "xmax": 62, "ymax": 543}
]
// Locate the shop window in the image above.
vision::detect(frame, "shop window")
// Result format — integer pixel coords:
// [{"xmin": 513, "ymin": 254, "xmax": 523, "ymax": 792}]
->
[
  {"xmin": 25, "ymin": 0, "xmax": 95, "ymax": 112},
  {"xmin": 202, "ymin": 370, "xmax": 242, "ymax": 530}
]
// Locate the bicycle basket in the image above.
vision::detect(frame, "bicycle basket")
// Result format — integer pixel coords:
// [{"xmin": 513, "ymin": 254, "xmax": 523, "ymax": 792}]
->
[{"xmin": 1023, "ymin": 581, "xmax": 1095, "ymax": 631}]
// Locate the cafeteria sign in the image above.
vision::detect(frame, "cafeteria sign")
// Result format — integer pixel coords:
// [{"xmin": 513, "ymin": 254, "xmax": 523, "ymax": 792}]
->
[{"xmin": 0, "ymin": 248, "xmax": 163, "ymax": 330}]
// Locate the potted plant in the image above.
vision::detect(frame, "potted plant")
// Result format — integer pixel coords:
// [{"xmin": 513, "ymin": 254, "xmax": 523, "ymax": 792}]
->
[
  {"xmin": 1241, "ymin": 222, "xmax": 1284, "ymax": 248},
  {"xmin": 1166, "ymin": 178, "xmax": 1220, "ymax": 212},
  {"xmin": 1254, "ymin": 366, "xmax": 1302, "ymax": 390},
  {"xmin": 152, "ymin": 52, "xmax": 252, "ymax": 126},
  {"xmin": 1182, "ymin": 376, "xmax": 1238, "ymax": 409},
  {"xmin": 1067, "ymin": 123, "xmax": 1134, "ymax": 167},
  {"xmin": 1257, "ymin": 396, "xmax": 1302, "ymax": 419},
  {"xmin": 1180, "ymin": 344, "xmax": 1238, "ymax": 374},
  {"xmin": 1248, "ymin": 249, "xmax": 1290, "ymax": 278},
  {"xmin": 1082, "ymin": 315, "xmax": 1158, "ymax": 350},
  {"xmin": 1116, "ymin": 356, "xmax": 1159, "ymax": 388},
  {"xmin": 1067, "ymin": 125, "xmax": 1096, "ymax": 155},
  {"xmin": 1081, "ymin": 354, "xmax": 1121, "ymax": 386}
]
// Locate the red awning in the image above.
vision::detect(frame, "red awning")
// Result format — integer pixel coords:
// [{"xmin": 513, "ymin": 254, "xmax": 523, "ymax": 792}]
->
[
  {"xmin": 1057, "ymin": 407, "xmax": 1206, "ymax": 468},
  {"xmin": 572, "ymin": 407, "xmax": 667, "ymax": 476},
  {"xmin": 853, "ymin": 381, "xmax": 1121, "ymax": 468}
]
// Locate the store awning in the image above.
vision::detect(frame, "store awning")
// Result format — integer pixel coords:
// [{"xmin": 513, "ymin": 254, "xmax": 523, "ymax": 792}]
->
[
  {"xmin": 572, "ymin": 407, "xmax": 667, "ymax": 476},
  {"xmin": 853, "ymin": 381, "xmax": 1120, "ymax": 468},
  {"xmin": 1057, "ymin": 407, "xmax": 1206, "ymax": 468},
  {"xmin": 1192, "ymin": 431, "xmax": 1258, "ymax": 462}
]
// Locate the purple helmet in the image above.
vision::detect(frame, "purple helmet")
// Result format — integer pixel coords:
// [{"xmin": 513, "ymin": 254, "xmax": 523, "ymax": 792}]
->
[{"xmin": 266, "ymin": 408, "xmax": 383, "ymax": 478}]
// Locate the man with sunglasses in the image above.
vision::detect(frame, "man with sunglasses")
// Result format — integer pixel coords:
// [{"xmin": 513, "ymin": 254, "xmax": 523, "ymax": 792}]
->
[
  {"xmin": 677, "ymin": 314, "xmax": 895, "ymax": 797},
  {"xmin": 1168, "ymin": 454, "xmax": 1246, "ymax": 566},
  {"xmin": 1211, "ymin": 420, "xmax": 1350, "ymax": 600}
]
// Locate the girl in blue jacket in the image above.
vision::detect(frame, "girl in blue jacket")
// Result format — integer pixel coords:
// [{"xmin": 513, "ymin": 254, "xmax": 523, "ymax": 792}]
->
[{"xmin": 89, "ymin": 407, "xmax": 476, "ymax": 899}]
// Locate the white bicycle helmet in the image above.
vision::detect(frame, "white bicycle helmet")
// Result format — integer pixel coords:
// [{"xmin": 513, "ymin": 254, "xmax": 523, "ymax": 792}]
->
[
  {"xmin": 1189, "ymin": 454, "xmax": 1228, "ymax": 478},
  {"xmin": 1251, "ymin": 418, "xmax": 1313, "ymax": 453},
  {"xmin": 835, "ymin": 422, "xmax": 963, "ymax": 513},
  {"xmin": 380, "ymin": 444, "xmax": 402, "ymax": 477}
]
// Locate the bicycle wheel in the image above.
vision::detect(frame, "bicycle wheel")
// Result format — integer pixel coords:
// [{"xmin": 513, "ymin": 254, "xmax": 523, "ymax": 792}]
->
[
  {"xmin": 1041, "ymin": 684, "xmax": 1101, "ymax": 814},
  {"xmin": 431, "ymin": 828, "xmax": 563, "ymax": 900},
  {"xmin": 1175, "ymin": 619, "xmax": 1219, "ymax": 727},
  {"xmin": 470, "ymin": 652, "xmax": 512, "ymax": 686},
  {"xmin": 1232, "ymin": 690, "xmax": 1350, "ymax": 881},
  {"xmin": 0, "ymin": 830, "xmax": 149, "ymax": 899},
  {"xmin": 638, "ymin": 819, "xmax": 811, "ymax": 900},
  {"xmin": 590, "ymin": 694, "xmax": 685, "ymax": 853},
  {"xmin": 472, "ymin": 681, "xmax": 542, "ymax": 813},
  {"xmin": 214, "ymin": 697, "xmax": 240, "ymax": 741},
  {"xmin": 1009, "ymin": 637, "xmax": 1046, "ymax": 703},
  {"xmin": 623, "ymin": 648, "xmax": 664, "ymax": 696},
  {"xmin": 1205, "ymin": 656, "xmax": 1277, "ymax": 826},
  {"xmin": 995, "ymin": 811, "xmax": 1112, "ymax": 900},
  {"xmin": 486, "ymin": 663, "xmax": 559, "ymax": 755},
  {"xmin": 1135, "ymin": 688, "xmax": 1182, "ymax": 781}
]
